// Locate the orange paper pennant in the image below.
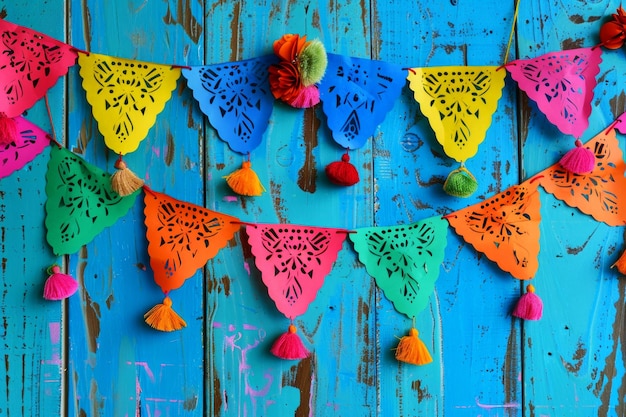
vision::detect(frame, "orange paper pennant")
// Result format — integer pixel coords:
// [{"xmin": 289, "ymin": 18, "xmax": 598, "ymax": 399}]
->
[
  {"xmin": 537, "ymin": 128, "xmax": 626, "ymax": 226},
  {"xmin": 144, "ymin": 189, "xmax": 240, "ymax": 293},
  {"xmin": 447, "ymin": 183, "xmax": 541, "ymax": 280}
]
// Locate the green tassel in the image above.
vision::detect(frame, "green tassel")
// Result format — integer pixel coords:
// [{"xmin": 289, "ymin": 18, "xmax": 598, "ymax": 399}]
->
[
  {"xmin": 299, "ymin": 39, "xmax": 327, "ymax": 86},
  {"xmin": 443, "ymin": 166, "xmax": 478, "ymax": 198}
]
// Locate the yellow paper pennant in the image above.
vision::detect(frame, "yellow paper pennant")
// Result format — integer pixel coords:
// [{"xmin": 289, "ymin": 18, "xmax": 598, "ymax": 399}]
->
[
  {"xmin": 407, "ymin": 66, "xmax": 506, "ymax": 162},
  {"xmin": 78, "ymin": 53, "xmax": 181, "ymax": 155}
]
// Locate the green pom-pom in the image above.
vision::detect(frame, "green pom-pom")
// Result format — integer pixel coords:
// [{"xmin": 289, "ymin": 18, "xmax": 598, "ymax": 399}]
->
[
  {"xmin": 443, "ymin": 167, "xmax": 478, "ymax": 198},
  {"xmin": 299, "ymin": 39, "xmax": 327, "ymax": 86}
]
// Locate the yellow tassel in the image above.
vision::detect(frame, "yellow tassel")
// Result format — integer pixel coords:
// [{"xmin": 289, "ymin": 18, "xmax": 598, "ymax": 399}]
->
[
  {"xmin": 144, "ymin": 296, "xmax": 187, "ymax": 332},
  {"xmin": 224, "ymin": 160, "xmax": 266, "ymax": 196},
  {"xmin": 111, "ymin": 159, "xmax": 144, "ymax": 197},
  {"xmin": 395, "ymin": 327, "xmax": 433, "ymax": 365},
  {"xmin": 612, "ymin": 249, "xmax": 626, "ymax": 275}
]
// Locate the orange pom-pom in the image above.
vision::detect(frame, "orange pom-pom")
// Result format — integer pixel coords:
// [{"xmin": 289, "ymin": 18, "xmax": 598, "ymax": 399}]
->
[
  {"xmin": 144, "ymin": 296, "xmax": 187, "ymax": 332},
  {"xmin": 395, "ymin": 328, "xmax": 433, "ymax": 365},
  {"xmin": 273, "ymin": 34, "xmax": 307, "ymax": 62}
]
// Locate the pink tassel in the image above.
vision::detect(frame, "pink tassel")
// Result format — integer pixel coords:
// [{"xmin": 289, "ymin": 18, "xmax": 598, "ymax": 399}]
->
[
  {"xmin": 270, "ymin": 324, "xmax": 310, "ymax": 360},
  {"xmin": 559, "ymin": 139, "xmax": 595, "ymax": 174},
  {"xmin": 286, "ymin": 85, "xmax": 320, "ymax": 108},
  {"xmin": 43, "ymin": 265, "xmax": 79, "ymax": 300},
  {"xmin": 0, "ymin": 113, "xmax": 18, "ymax": 146},
  {"xmin": 512, "ymin": 284, "xmax": 543, "ymax": 320}
]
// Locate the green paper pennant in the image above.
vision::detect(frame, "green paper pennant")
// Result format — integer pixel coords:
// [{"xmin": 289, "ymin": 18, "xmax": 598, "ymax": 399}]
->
[
  {"xmin": 350, "ymin": 216, "xmax": 448, "ymax": 318},
  {"xmin": 45, "ymin": 147, "xmax": 140, "ymax": 255}
]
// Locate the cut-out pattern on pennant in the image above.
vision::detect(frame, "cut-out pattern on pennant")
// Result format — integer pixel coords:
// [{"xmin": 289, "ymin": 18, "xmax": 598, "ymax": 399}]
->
[
  {"xmin": 507, "ymin": 47, "xmax": 601, "ymax": 138},
  {"xmin": 45, "ymin": 147, "xmax": 140, "ymax": 255},
  {"xmin": 407, "ymin": 66, "xmax": 506, "ymax": 162},
  {"xmin": 349, "ymin": 217, "xmax": 448, "ymax": 318},
  {"xmin": 447, "ymin": 183, "xmax": 541, "ymax": 280},
  {"xmin": 183, "ymin": 56, "xmax": 277, "ymax": 154},
  {"xmin": 144, "ymin": 190, "xmax": 240, "ymax": 293},
  {"xmin": 78, "ymin": 52, "xmax": 181, "ymax": 155},
  {"xmin": 0, "ymin": 116, "xmax": 49, "ymax": 179},
  {"xmin": 319, "ymin": 53, "xmax": 406, "ymax": 150},
  {"xmin": 246, "ymin": 224, "xmax": 346, "ymax": 319},
  {"xmin": 538, "ymin": 128, "xmax": 626, "ymax": 226},
  {"xmin": 0, "ymin": 20, "xmax": 77, "ymax": 117}
]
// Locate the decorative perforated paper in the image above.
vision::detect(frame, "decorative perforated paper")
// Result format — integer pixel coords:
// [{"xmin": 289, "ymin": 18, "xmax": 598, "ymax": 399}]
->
[
  {"xmin": 143, "ymin": 190, "xmax": 240, "ymax": 293},
  {"xmin": 45, "ymin": 147, "xmax": 140, "ymax": 255},
  {"xmin": 182, "ymin": 56, "xmax": 276, "ymax": 154},
  {"xmin": 78, "ymin": 52, "xmax": 181, "ymax": 154},
  {"xmin": 507, "ymin": 47, "xmax": 601, "ymax": 138},
  {"xmin": 447, "ymin": 183, "xmax": 541, "ymax": 280},
  {"xmin": 614, "ymin": 111, "xmax": 626, "ymax": 134},
  {"xmin": 246, "ymin": 223, "xmax": 347, "ymax": 319},
  {"xmin": 538, "ymin": 128, "xmax": 626, "ymax": 226},
  {"xmin": 319, "ymin": 53, "xmax": 406, "ymax": 150},
  {"xmin": 0, "ymin": 116, "xmax": 49, "ymax": 179},
  {"xmin": 0, "ymin": 20, "xmax": 77, "ymax": 117},
  {"xmin": 349, "ymin": 217, "xmax": 448, "ymax": 318},
  {"xmin": 407, "ymin": 66, "xmax": 506, "ymax": 162}
]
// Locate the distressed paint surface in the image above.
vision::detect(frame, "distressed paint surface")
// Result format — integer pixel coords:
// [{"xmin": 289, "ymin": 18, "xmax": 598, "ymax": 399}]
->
[{"xmin": 1, "ymin": 1, "xmax": 625, "ymax": 417}]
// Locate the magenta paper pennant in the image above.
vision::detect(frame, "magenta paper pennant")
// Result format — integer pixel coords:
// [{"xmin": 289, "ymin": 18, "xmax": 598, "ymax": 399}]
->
[
  {"xmin": 0, "ymin": 20, "xmax": 77, "ymax": 117},
  {"xmin": 614, "ymin": 111, "xmax": 626, "ymax": 135},
  {"xmin": 507, "ymin": 47, "xmax": 601, "ymax": 138},
  {"xmin": 0, "ymin": 116, "xmax": 49, "ymax": 178},
  {"xmin": 246, "ymin": 223, "xmax": 346, "ymax": 319}
]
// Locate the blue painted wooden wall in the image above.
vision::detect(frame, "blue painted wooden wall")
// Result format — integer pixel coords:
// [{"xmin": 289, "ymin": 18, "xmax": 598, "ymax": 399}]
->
[{"xmin": 2, "ymin": 0, "xmax": 626, "ymax": 416}]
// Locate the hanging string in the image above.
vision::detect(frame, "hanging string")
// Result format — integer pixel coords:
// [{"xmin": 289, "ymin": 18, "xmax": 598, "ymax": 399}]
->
[
  {"xmin": 43, "ymin": 93, "xmax": 59, "ymax": 144},
  {"xmin": 503, "ymin": 0, "xmax": 521, "ymax": 65}
]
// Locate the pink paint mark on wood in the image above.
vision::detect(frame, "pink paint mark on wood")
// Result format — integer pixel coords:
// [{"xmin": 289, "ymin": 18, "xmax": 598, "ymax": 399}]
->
[
  {"xmin": 223, "ymin": 195, "xmax": 238, "ymax": 202},
  {"xmin": 243, "ymin": 261, "xmax": 251, "ymax": 275},
  {"xmin": 228, "ymin": 324, "xmax": 236, "ymax": 331},
  {"xmin": 475, "ymin": 398, "xmax": 520, "ymax": 409},
  {"xmin": 152, "ymin": 147, "xmax": 161, "ymax": 157},
  {"xmin": 243, "ymin": 324, "xmax": 257, "ymax": 330},
  {"xmin": 213, "ymin": 322, "xmax": 222, "ymax": 328},
  {"xmin": 126, "ymin": 361, "xmax": 156, "ymax": 383},
  {"xmin": 49, "ymin": 322, "xmax": 60, "ymax": 344}
]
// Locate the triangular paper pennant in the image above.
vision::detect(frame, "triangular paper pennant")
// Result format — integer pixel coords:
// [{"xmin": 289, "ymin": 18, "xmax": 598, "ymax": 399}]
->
[
  {"xmin": 407, "ymin": 66, "xmax": 506, "ymax": 162},
  {"xmin": 246, "ymin": 223, "xmax": 347, "ymax": 319},
  {"xmin": 447, "ymin": 183, "xmax": 541, "ymax": 280},
  {"xmin": 319, "ymin": 53, "xmax": 406, "ymax": 150},
  {"xmin": 349, "ymin": 217, "xmax": 448, "ymax": 319},
  {"xmin": 45, "ymin": 146, "xmax": 140, "ymax": 255},
  {"xmin": 0, "ymin": 116, "xmax": 49, "ymax": 179},
  {"xmin": 143, "ymin": 189, "xmax": 240, "ymax": 293},
  {"xmin": 537, "ymin": 128, "xmax": 626, "ymax": 226},
  {"xmin": 507, "ymin": 47, "xmax": 601, "ymax": 138},
  {"xmin": 613, "ymin": 111, "xmax": 626, "ymax": 135},
  {"xmin": 78, "ymin": 52, "xmax": 181, "ymax": 155},
  {"xmin": 0, "ymin": 20, "xmax": 77, "ymax": 117},
  {"xmin": 182, "ymin": 56, "xmax": 277, "ymax": 154}
]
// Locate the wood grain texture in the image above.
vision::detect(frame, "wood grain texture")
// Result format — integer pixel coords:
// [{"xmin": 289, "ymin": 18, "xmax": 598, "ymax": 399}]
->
[{"xmin": 2, "ymin": 1, "xmax": 626, "ymax": 416}]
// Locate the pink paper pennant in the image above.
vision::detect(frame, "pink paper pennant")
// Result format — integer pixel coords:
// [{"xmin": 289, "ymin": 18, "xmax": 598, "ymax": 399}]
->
[
  {"xmin": 507, "ymin": 47, "xmax": 601, "ymax": 138},
  {"xmin": 0, "ymin": 116, "xmax": 50, "ymax": 179},
  {"xmin": 613, "ymin": 111, "xmax": 626, "ymax": 135},
  {"xmin": 0, "ymin": 20, "xmax": 77, "ymax": 117},
  {"xmin": 246, "ymin": 224, "xmax": 346, "ymax": 319}
]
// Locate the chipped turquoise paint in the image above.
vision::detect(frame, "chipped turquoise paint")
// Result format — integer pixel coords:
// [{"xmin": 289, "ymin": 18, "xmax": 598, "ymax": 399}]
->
[{"xmin": 1, "ymin": 1, "xmax": 626, "ymax": 416}]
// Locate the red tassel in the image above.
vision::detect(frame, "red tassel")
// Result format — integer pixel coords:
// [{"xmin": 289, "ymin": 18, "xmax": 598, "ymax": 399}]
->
[
  {"xmin": 0, "ymin": 113, "xmax": 18, "ymax": 146},
  {"xmin": 270, "ymin": 324, "xmax": 310, "ymax": 360},
  {"xmin": 325, "ymin": 152, "xmax": 360, "ymax": 186},
  {"xmin": 43, "ymin": 265, "xmax": 78, "ymax": 300},
  {"xmin": 394, "ymin": 327, "xmax": 433, "ymax": 365},
  {"xmin": 559, "ymin": 139, "xmax": 595, "ymax": 174},
  {"xmin": 512, "ymin": 284, "xmax": 543, "ymax": 320}
]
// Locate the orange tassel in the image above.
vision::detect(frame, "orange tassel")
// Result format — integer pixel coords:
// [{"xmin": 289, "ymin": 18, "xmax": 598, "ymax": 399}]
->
[
  {"xmin": 395, "ymin": 327, "xmax": 433, "ymax": 365},
  {"xmin": 144, "ymin": 296, "xmax": 187, "ymax": 332},
  {"xmin": 111, "ymin": 157, "xmax": 144, "ymax": 196},
  {"xmin": 224, "ymin": 160, "xmax": 266, "ymax": 196}
]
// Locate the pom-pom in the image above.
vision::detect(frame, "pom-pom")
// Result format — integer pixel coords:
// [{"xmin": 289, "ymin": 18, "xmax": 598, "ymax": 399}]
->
[
  {"xmin": 273, "ymin": 34, "xmax": 307, "ymax": 62},
  {"xmin": 144, "ymin": 296, "xmax": 187, "ymax": 332},
  {"xmin": 0, "ymin": 113, "xmax": 18, "ymax": 146},
  {"xmin": 299, "ymin": 39, "xmax": 327, "ymax": 86},
  {"xmin": 111, "ymin": 158, "xmax": 144, "ymax": 196},
  {"xmin": 512, "ymin": 284, "xmax": 543, "ymax": 321},
  {"xmin": 443, "ymin": 166, "xmax": 478, "ymax": 197},
  {"xmin": 224, "ymin": 160, "xmax": 266, "ymax": 196},
  {"xmin": 395, "ymin": 327, "xmax": 433, "ymax": 365},
  {"xmin": 325, "ymin": 152, "xmax": 359, "ymax": 186},
  {"xmin": 611, "ymin": 248, "xmax": 626, "ymax": 275},
  {"xmin": 43, "ymin": 265, "xmax": 78, "ymax": 300},
  {"xmin": 285, "ymin": 85, "xmax": 320, "ymax": 108},
  {"xmin": 559, "ymin": 139, "xmax": 595, "ymax": 174},
  {"xmin": 599, "ymin": 6, "xmax": 626, "ymax": 49},
  {"xmin": 270, "ymin": 324, "xmax": 310, "ymax": 360},
  {"xmin": 269, "ymin": 60, "xmax": 302, "ymax": 103}
]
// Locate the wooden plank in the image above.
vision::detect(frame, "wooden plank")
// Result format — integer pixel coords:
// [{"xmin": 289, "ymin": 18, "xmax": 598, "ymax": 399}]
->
[
  {"xmin": 517, "ymin": 1, "xmax": 626, "ymax": 415},
  {"xmin": 0, "ymin": 3, "xmax": 66, "ymax": 416},
  {"xmin": 66, "ymin": 1, "xmax": 205, "ymax": 415}
]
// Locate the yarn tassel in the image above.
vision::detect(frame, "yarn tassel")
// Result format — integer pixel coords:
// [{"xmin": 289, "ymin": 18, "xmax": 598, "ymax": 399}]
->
[
  {"xmin": 0, "ymin": 113, "xmax": 18, "ymax": 146},
  {"xmin": 270, "ymin": 324, "xmax": 310, "ymax": 360},
  {"xmin": 395, "ymin": 327, "xmax": 433, "ymax": 365},
  {"xmin": 611, "ymin": 248, "xmax": 626, "ymax": 275},
  {"xmin": 224, "ymin": 160, "xmax": 266, "ymax": 196},
  {"xmin": 43, "ymin": 265, "xmax": 78, "ymax": 300},
  {"xmin": 325, "ymin": 152, "xmax": 360, "ymax": 186},
  {"xmin": 111, "ymin": 156, "xmax": 144, "ymax": 196},
  {"xmin": 512, "ymin": 284, "xmax": 543, "ymax": 320},
  {"xmin": 443, "ymin": 165, "xmax": 478, "ymax": 197},
  {"xmin": 144, "ymin": 296, "xmax": 187, "ymax": 332},
  {"xmin": 559, "ymin": 139, "xmax": 595, "ymax": 174}
]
